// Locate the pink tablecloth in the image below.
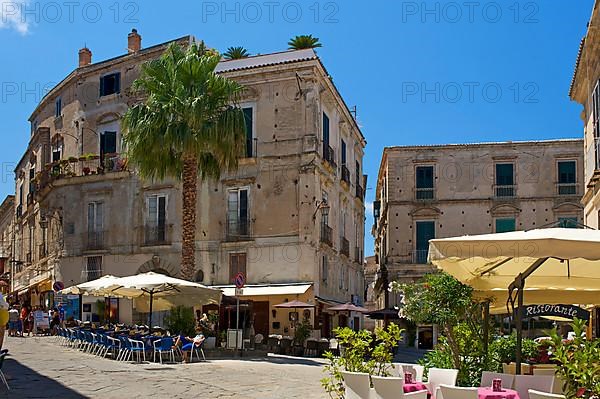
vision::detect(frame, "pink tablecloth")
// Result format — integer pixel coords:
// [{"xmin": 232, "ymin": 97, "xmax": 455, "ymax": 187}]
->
[
  {"xmin": 478, "ymin": 387, "xmax": 520, "ymax": 399},
  {"xmin": 404, "ymin": 383, "xmax": 431, "ymax": 398}
]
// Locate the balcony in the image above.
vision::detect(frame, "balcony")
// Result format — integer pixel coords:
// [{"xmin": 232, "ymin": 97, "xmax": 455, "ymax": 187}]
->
[
  {"xmin": 557, "ymin": 183, "xmax": 578, "ymax": 196},
  {"xmin": 38, "ymin": 244, "xmax": 47, "ymax": 259},
  {"xmin": 340, "ymin": 237, "xmax": 350, "ymax": 257},
  {"xmin": 85, "ymin": 230, "xmax": 105, "ymax": 250},
  {"xmin": 415, "ymin": 187, "xmax": 435, "ymax": 200},
  {"xmin": 35, "ymin": 153, "xmax": 128, "ymax": 195},
  {"xmin": 225, "ymin": 216, "xmax": 251, "ymax": 241},
  {"xmin": 323, "ymin": 145, "xmax": 336, "ymax": 168},
  {"xmin": 356, "ymin": 184, "xmax": 364, "ymax": 201},
  {"xmin": 320, "ymin": 224, "xmax": 333, "ymax": 247},
  {"xmin": 355, "ymin": 246, "xmax": 363, "ymax": 264},
  {"xmin": 341, "ymin": 165, "xmax": 350, "ymax": 184},
  {"xmin": 144, "ymin": 224, "xmax": 168, "ymax": 246},
  {"xmin": 494, "ymin": 184, "xmax": 516, "ymax": 199},
  {"xmin": 585, "ymin": 138, "xmax": 600, "ymax": 187},
  {"xmin": 81, "ymin": 268, "xmax": 103, "ymax": 282}
]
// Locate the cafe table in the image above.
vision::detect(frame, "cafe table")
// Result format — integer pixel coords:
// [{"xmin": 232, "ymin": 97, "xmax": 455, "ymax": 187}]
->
[
  {"xmin": 478, "ymin": 387, "xmax": 520, "ymax": 399},
  {"xmin": 403, "ymin": 382, "xmax": 431, "ymax": 399}
]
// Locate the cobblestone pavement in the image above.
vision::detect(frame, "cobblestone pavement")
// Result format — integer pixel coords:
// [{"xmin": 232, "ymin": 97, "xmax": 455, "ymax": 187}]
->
[{"xmin": 0, "ymin": 336, "xmax": 329, "ymax": 399}]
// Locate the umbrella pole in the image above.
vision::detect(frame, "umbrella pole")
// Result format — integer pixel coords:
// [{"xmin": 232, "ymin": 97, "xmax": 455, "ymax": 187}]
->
[
  {"xmin": 483, "ymin": 301, "xmax": 490, "ymax": 366},
  {"xmin": 148, "ymin": 292, "xmax": 153, "ymax": 328},
  {"xmin": 515, "ymin": 285, "xmax": 524, "ymax": 375}
]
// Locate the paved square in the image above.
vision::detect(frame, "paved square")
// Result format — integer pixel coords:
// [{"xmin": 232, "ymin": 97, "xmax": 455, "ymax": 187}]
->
[{"xmin": 0, "ymin": 336, "xmax": 328, "ymax": 398}]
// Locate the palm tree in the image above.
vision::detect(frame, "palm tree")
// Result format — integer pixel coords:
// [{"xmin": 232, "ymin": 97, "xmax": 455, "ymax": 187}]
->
[
  {"xmin": 223, "ymin": 46, "xmax": 250, "ymax": 60},
  {"xmin": 122, "ymin": 42, "xmax": 247, "ymax": 280},
  {"xmin": 288, "ymin": 34, "xmax": 322, "ymax": 50}
]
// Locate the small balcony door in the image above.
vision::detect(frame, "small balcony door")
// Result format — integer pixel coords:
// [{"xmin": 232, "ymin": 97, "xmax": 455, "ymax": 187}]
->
[
  {"xmin": 87, "ymin": 202, "xmax": 104, "ymax": 249},
  {"xmin": 229, "ymin": 253, "xmax": 247, "ymax": 282},
  {"xmin": 227, "ymin": 189, "xmax": 249, "ymax": 237},
  {"xmin": 147, "ymin": 195, "xmax": 167, "ymax": 244},
  {"xmin": 415, "ymin": 221, "xmax": 435, "ymax": 264}
]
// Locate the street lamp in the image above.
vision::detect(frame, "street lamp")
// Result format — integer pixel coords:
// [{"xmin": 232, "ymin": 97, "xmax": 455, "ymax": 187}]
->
[{"xmin": 312, "ymin": 199, "xmax": 330, "ymax": 220}]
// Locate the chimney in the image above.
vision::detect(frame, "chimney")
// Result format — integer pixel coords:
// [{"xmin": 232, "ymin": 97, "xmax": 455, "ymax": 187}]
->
[
  {"xmin": 78, "ymin": 47, "xmax": 92, "ymax": 67},
  {"xmin": 128, "ymin": 29, "xmax": 142, "ymax": 54}
]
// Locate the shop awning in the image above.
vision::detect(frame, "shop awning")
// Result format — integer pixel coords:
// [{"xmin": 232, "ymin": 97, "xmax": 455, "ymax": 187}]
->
[{"xmin": 214, "ymin": 283, "xmax": 312, "ymax": 297}]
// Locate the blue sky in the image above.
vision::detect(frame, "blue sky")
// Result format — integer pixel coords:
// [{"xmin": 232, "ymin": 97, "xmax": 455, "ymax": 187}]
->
[{"xmin": 0, "ymin": 0, "xmax": 594, "ymax": 255}]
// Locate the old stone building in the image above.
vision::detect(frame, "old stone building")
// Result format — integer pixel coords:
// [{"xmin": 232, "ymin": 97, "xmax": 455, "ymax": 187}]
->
[
  {"xmin": 569, "ymin": 0, "xmax": 600, "ymax": 335},
  {"xmin": 372, "ymin": 139, "xmax": 584, "ymax": 348},
  {"xmin": 11, "ymin": 31, "xmax": 366, "ymax": 337},
  {"xmin": 0, "ymin": 196, "xmax": 14, "ymax": 295}
]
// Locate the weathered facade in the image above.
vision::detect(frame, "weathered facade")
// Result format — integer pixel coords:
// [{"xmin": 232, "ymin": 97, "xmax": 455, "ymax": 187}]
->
[
  {"xmin": 11, "ymin": 31, "xmax": 366, "ymax": 337},
  {"xmin": 0, "ymin": 196, "xmax": 14, "ymax": 294},
  {"xmin": 569, "ymin": 0, "xmax": 600, "ymax": 336},
  {"xmin": 371, "ymin": 140, "xmax": 584, "ymax": 347}
]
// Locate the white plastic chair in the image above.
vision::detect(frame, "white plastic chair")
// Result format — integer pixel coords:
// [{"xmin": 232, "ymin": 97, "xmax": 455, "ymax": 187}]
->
[
  {"xmin": 439, "ymin": 384, "xmax": 478, "ymax": 399},
  {"xmin": 514, "ymin": 375, "xmax": 554, "ymax": 399},
  {"xmin": 480, "ymin": 371, "xmax": 515, "ymax": 389},
  {"xmin": 372, "ymin": 376, "xmax": 428, "ymax": 399},
  {"xmin": 528, "ymin": 389, "xmax": 565, "ymax": 399},
  {"xmin": 396, "ymin": 363, "xmax": 425, "ymax": 382},
  {"xmin": 342, "ymin": 371, "xmax": 373, "ymax": 399},
  {"xmin": 425, "ymin": 368, "xmax": 458, "ymax": 399}
]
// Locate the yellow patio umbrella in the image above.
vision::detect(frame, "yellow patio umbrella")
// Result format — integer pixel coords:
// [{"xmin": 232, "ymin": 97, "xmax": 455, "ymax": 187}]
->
[{"xmin": 429, "ymin": 227, "xmax": 600, "ymax": 374}]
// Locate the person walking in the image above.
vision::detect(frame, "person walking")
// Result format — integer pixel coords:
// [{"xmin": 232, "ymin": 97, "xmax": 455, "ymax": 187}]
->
[
  {"xmin": 0, "ymin": 294, "xmax": 8, "ymax": 349},
  {"xmin": 8, "ymin": 306, "xmax": 19, "ymax": 337}
]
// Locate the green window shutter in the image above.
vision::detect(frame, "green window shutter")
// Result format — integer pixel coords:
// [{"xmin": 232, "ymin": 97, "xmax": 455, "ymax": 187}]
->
[
  {"xmin": 416, "ymin": 221, "xmax": 435, "ymax": 264},
  {"xmin": 243, "ymin": 107, "xmax": 253, "ymax": 157},
  {"xmin": 495, "ymin": 218, "xmax": 516, "ymax": 233},
  {"xmin": 558, "ymin": 217, "xmax": 578, "ymax": 228},
  {"xmin": 496, "ymin": 164, "xmax": 514, "ymax": 186},
  {"xmin": 558, "ymin": 161, "xmax": 576, "ymax": 184},
  {"xmin": 416, "ymin": 166, "xmax": 434, "ymax": 189}
]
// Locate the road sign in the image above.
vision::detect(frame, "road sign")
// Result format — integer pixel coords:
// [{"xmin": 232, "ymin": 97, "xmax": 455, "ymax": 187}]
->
[
  {"xmin": 53, "ymin": 281, "xmax": 65, "ymax": 292},
  {"xmin": 234, "ymin": 272, "xmax": 245, "ymax": 289},
  {"xmin": 235, "ymin": 288, "xmax": 243, "ymax": 296}
]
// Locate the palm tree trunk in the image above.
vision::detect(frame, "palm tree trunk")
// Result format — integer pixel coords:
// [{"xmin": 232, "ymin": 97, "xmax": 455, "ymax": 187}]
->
[{"xmin": 180, "ymin": 154, "xmax": 197, "ymax": 280}]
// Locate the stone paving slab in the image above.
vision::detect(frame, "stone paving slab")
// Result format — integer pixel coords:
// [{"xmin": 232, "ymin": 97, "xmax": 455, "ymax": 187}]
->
[{"xmin": 0, "ymin": 336, "xmax": 328, "ymax": 399}]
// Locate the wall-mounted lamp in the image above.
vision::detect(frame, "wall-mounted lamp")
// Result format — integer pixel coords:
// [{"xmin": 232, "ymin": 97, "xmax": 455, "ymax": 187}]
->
[{"xmin": 312, "ymin": 199, "xmax": 330, "ymax": 220}]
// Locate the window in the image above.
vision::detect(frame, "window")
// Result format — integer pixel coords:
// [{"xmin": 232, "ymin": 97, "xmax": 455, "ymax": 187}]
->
[
  {"xmin": 341, "ymin": 139, "xmax": 347, "ymax": 165},
  {"xmin": 55, "ymin": 97, "xmax": 62, "ymax": 117},
  {"xmin": 87, "ymin": 202, "xmax": 103, "ymax": 233},
  {"xmin": 495, "ymin": 218, "xmax": 516, "ymax": 233},
  {"xmin": 229, "ymin": 253, "xmax": 247, "ymax": 282},
  {"xmin": 322, "ymin": 255, "xmax": 328, "ymax": 283},
  {"xmin": 147, "ymin": 195, "xmax": 167, "ymax": 244},
  {"xmin": 100, "ymin": 131, "xmax": 117, "ymax": 155},
  {"xmin": 242, "ymin": 107, "xmax": 254, "ymax": 157},
  {"xmin": 558, "ymin": 217, "xmax": 578, "ymax": 228},
  {"xmin": 322, "ymin": 112, "xmax": 334, "ymax": 164},
  {"xmin": 227, "ymin": 188, "xmax": 249, "ymax": 237},
  {"xmin": 495, "ymin": 163, "xmax": 515, "ymax": 197},
  {"xmin": 415, "ymin": 166, "xmax": 434, "ymax": 199},
  {"xmin": 557, "ymin": 161, "xmax": 576, "ymax": 195},
  {"xmin": 99, "ymin": 73, "xmax": 121, "ymax": 97},
  {"xmin": 339, "ymin": 264, "xmax": 344, "ymax": 290},
  {"xmin": 593, "ymin": 80, "xmax": 600, "ymax": 137},
  {"xmin": 84, "ymin": 256, "xmax": 102, "ymax": 282},
  {"xmin": 415, "ymin": 221, "xmax": 435, "ymax": 264}
]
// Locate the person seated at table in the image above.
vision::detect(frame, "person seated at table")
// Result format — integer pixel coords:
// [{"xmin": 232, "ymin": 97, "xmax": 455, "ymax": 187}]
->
[{"xmin": 173, "ymin": 328, "xmax": 205, "ymax": 363}]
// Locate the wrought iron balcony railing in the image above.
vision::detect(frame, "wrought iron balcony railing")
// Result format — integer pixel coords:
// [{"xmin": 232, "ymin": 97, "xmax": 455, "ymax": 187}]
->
[
  {"xmin": 341, "ymin": 165, "xmax": 350, "ymax": 184},
  {"xmin": 144, "ymin": 224, "xmax": 168, "ymax": 245},
  {"xmin": 320, "ymin": 224, "xmax": 333, "ymax": 246},
  {"xmin": 340, "ymin": 237, "xmax": 350, "ymax": 257},
  {"xmin": 85, "ymin": 230, "xmax": 105, "ymax": 250},
  {"xmin": 225, "ymin": 216, "xmax": 251, "ymax": 241}
]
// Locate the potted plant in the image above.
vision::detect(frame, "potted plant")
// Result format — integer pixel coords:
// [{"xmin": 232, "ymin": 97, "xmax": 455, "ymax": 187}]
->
[
  {"xmin": 293, "ymin": 320, "xmax": 312, "ymax": 356},
  {"xmin": 83, "ymin": 167, "xmax": 91, "ymax": 175},
  {"xmin": 219, "ymin": 330, "xmax": 227, "ymax": 348},
  {"xmin": 68, "ymin": 156, "xmax": 78, "ymax": 163}
]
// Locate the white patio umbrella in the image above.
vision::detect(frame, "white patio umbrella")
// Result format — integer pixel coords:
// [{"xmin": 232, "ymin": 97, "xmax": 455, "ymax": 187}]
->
[
  {"xmin": 429, "ymin": 227, "xmax": 600, "ymax": 373},
  {"xmin": 104, "ymin": 272, "xmax": 222, "ymax": 327},
  {"xmin": 59, "ymin": 275, "xmax": 121, "ymax": 295}
]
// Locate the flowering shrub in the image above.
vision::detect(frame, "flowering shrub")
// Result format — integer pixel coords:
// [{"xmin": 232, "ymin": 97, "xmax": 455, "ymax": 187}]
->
[{"xmin": 548, "ymin": 319, "xmax": 600, "ymax": 399}]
